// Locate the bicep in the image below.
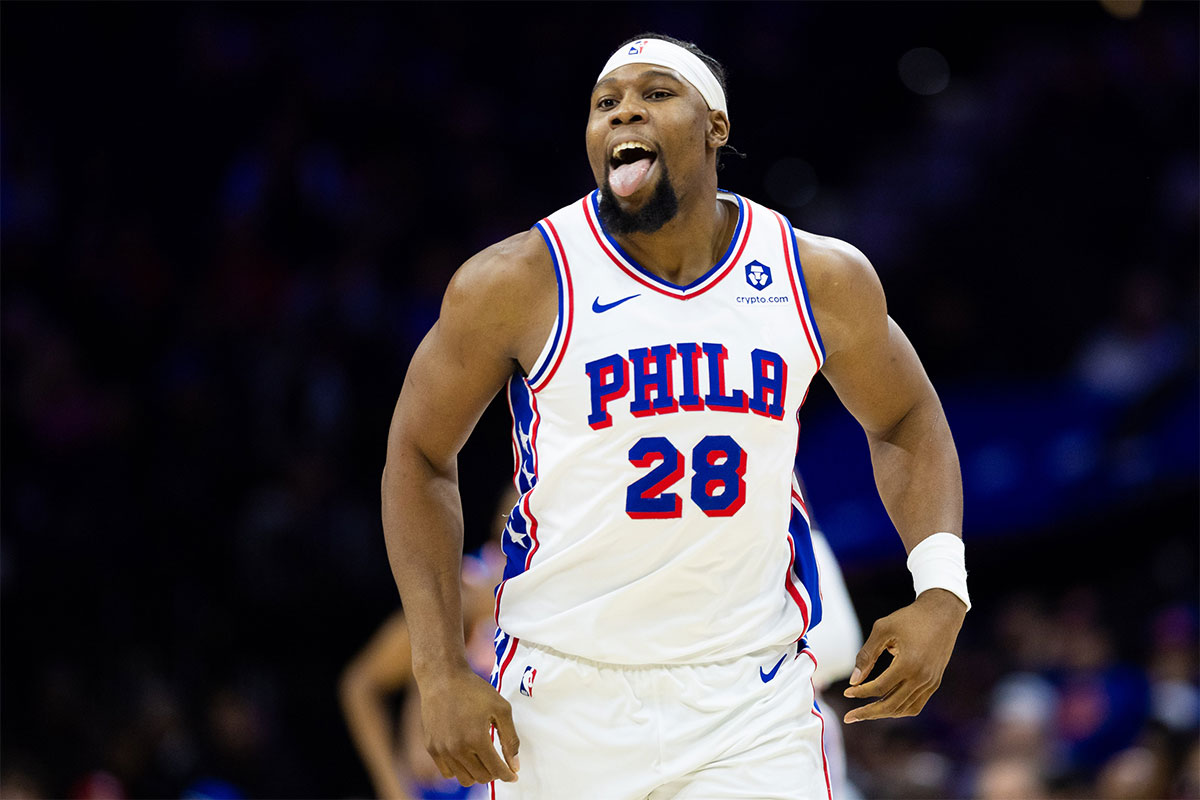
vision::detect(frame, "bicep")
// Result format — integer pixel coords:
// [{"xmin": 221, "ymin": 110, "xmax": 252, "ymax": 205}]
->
[
  {"xmin": 811, "ymin": 243, "xmax": 936, "ymax": 438},
  {"xmin": 390, "ymin": 326, "xmax": 513, "ymax": 469},
  {"xmin": 822, "ymin": 315, "xmax": 936, "ymax": 439},
  {"xmin": 389, "ymin": 276, "xmax": 520, "ymax": 470}
]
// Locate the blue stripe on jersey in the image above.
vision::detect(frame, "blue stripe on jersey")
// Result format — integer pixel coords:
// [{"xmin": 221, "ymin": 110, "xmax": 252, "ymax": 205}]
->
[
  {"xmin": 780, "ymin": 214, "xmax": 826, "ymax": 363},
  {"xmin": 526, "ymin": 223, "xmax": 565, "ymax": 386},
  {"xmin": 502, "ymin": 376, "xmax": 537, "ymax": 583},
  {"xmin": 788, "ymin": 504, "xmax": 824, "ymax": 631},
  {"xmin": 508, "ymin": 376, "xmax": 537, "ymax": 495},
  {"xmin": 490, "ymin": 629, "xmax": 513, "ymax": 689},
  {"xmin": 500, "ymin": 501, "xmax": 533, "ymax": 583},
  {"xmin": 589, "ymin": 191, "xmax": 746, "ymax": 292}
]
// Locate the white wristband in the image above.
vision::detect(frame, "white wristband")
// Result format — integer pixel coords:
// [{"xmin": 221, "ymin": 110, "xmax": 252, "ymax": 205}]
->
[{"xmin": 906, "ymin": 532, "xmax": 971, "ymax": 612}]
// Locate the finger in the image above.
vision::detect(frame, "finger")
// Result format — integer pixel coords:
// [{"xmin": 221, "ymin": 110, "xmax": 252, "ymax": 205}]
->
[
  {"xmin": 849, "ymin": 620, "xmax": 891, "ymax": 686},
  {"xmin": 448, "ymin": 753, "xmax": 488, "ymax": 787},
  {"xmin": 493, "ymin": 703, "xmax": 522, "ymax": 775},
  {"xmin": 440, "ymin": 754, "xmax": 478, "ymax": 787},
  {"xmin": 843, "ymin": 663, "xmax": 904, "ymax": 700},
  {"xmin": 474, "ymin": 737, "xmax": 518, "ymax": 783},
  {"xmin": 430, "ymin": 752, "xmax": 455, "ymax": 781},
  {"xmin": 467, "ymin": 751, "xmax": 507, "ymax": 785},
  {"xmin": 844, "ymin": 679, "xmax": 927, "ymax": 724}
]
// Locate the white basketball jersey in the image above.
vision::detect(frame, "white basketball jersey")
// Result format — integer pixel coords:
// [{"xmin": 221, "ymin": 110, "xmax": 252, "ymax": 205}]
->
[{"xmin": 490, "ymin": 190, "xmax": 826, "ymax": 669}]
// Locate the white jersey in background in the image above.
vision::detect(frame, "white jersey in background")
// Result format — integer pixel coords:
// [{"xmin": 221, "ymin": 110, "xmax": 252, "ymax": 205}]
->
[{"xmin": 491, "ymin": 190, "xmax": 826, "ymax": 674}]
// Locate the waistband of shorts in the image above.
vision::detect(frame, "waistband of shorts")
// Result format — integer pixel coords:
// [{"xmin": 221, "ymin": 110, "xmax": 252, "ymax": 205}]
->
[{"xmin": 516, "ymin": 636, "xmax": 807, "ymax": 671}]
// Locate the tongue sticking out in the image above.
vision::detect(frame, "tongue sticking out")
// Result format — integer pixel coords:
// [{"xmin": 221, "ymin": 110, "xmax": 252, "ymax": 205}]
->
[{"xmin": 609, "ymin": 158, "xmax": 654, "ymax": 197}]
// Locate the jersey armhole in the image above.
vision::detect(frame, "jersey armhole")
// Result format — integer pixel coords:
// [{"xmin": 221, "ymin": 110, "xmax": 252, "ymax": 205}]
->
[
  {"xmin": 775, "ymin": 211, "xmax": 827, "ymax": 370},
  {"xmin": 526, "ymin": 219, "xmax": 574, "ymax": 391}
]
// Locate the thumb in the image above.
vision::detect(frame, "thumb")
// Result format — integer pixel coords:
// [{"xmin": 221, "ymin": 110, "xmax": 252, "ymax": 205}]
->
[
  {"xmin": 849, "ymin": 619, "xmax": 890, "ymax": 686},
  {"xmin": 493, "ymin": 702, "xmax": 521, "ymax": 774}
]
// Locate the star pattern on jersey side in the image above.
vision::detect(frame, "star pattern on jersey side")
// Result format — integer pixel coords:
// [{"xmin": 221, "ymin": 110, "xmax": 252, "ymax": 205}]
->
[
  {"xmin": 506, "ymin": 520, "xmax": 528, "ymax": 547},
  {"xmin": 515, "ymin": 420, "xmax": 536, "ymax": 489}
]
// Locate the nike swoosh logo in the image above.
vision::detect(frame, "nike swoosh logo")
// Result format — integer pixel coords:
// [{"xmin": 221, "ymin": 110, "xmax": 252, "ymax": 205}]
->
[
  {"xmin": 759, "ymin": 654, "xmax": 787, "ymax": 683},
  {"xmin": 592, "ymin": 294, "xmax": 640, "ymax": 313}
]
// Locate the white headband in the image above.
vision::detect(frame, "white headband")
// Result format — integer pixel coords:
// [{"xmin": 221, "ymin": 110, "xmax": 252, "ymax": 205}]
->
[{"xmin": 596, "ymin": 38, "xmax": 727, "ymax": 116}]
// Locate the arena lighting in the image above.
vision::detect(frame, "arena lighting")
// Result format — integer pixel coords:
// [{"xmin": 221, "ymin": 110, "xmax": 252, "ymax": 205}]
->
[
  {"xmin": 1099, "ymin": 0, "xmax": 1143, "ymax": 19},
  {"xmin": 898, "ymin": 47, "xmax": 951, "ymax": 96}
]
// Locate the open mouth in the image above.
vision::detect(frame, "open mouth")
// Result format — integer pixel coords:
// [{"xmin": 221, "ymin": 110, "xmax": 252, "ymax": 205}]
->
[{"xmin": 608, "ymin": 142, "xmax": 658, "ymax": 197}]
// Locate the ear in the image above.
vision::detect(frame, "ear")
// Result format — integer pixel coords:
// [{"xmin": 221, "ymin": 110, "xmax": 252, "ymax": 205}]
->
[{"xmin": 706, "ymin": 110, "xmax": 730, "ymax": 150}]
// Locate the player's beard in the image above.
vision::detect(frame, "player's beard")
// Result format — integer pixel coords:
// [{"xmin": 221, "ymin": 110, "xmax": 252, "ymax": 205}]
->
[{"xmin": 598, "ymin": 162, "xmax": 679, "ymax": 236}]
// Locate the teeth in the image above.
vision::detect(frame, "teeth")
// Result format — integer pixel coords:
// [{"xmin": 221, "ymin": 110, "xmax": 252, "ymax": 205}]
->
[{"xmin": 612, "ymin": 142, "xmax": 653, "ymax": 160}]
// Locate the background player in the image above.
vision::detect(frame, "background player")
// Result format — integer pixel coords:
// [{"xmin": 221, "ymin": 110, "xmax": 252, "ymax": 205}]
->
[{"xmin": 342, "ymin": 491, "xmax": 514, "ymax": 799}]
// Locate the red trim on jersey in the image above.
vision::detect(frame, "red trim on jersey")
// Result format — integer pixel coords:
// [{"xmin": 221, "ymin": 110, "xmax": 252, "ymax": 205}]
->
[
  {"xmin": 506, "ymin": 386, "xmax": 520, "ymax": 491},
  {"xmin": 530, "ymin": 218, "xmax": 575, "ymax": 392},
  {"xmin": 791, "ymin": 488, "xmax": 810, "ymax": 520},
  {"xmin": 774, "ymin": 211, "xmax": 822, "ymax": 371},
  {"xmin": 489, "ymin": 636, "xmax": 521, "ymax": 800},
  {"xmin": 523, "ymin": 394, "xmax": 542, "ymax": 570},
  {"xmin": 493, "ymin": 580, "xmax": 506, "ymax": 627},
  {"xmin": 582, "ymin": 195, "xmax": 754, "ymax": 300},
  {"xmin": 497, "ymin": 637, "xmax": 519, "ymax": 689},
  {"xmin": 784, "ymin": 533, "xmax": 811, "ymax": 631},
  {"xmin": 791, "ymin": 647, "xmax": 833, "ymax": 800},
  {"xmin": 810, "ymin": 685, "xmax": 834, "ymax": 800},
  {"xmin": 494, "ymin": 383, "xmax": 543, "ymax": 627}
]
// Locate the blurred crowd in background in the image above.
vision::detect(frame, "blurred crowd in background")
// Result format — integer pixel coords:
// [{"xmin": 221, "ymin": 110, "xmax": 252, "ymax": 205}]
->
[{"xmin": 1, "ymin": 2, "xmax": 1196, "ymax": 798}]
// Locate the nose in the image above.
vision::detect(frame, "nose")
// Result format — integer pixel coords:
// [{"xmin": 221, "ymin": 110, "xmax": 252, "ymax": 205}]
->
[{"xmin": 609, "ymin": 92, "xmax": 647, "ymax": 126}]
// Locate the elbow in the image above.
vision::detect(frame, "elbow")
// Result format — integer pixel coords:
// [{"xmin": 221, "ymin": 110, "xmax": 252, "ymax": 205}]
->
[{"xmin": 876, "ymin": 394, "xmax": 945, "ymax": 446}]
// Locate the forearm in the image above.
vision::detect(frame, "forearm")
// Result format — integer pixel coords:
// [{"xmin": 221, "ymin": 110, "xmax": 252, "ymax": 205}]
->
[
  {"xmin": 339, "ymin": 670, "xmax": 410, "ymax": 800},
  {"xmin": 381, "ymin": 445, "xmax": 470, "ymax": 682},
  {"xmin": 867, "ymin": 394, "xmax": 962, "ymax": 554}
]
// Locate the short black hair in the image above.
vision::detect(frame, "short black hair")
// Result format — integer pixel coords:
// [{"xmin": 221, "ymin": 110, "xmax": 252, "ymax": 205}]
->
[{"xmin": 614, "ymin": 32, "xmax": 742, "ymax": 171}]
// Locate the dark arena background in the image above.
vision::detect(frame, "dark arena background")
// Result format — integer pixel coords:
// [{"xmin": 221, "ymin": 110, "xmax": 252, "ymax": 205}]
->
[{"xmin": 2, "ymin": 2, "xmax": 1197, "ymax": 798}]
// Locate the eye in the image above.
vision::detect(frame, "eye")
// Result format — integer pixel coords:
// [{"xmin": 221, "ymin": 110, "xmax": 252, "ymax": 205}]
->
[
  {"xmin": 596, "ymin": 97, "xmax": 617, "ymax": 110},
  {"xmin": 648, "ymin": 90, "xmax": 673, "ymax": 100}
]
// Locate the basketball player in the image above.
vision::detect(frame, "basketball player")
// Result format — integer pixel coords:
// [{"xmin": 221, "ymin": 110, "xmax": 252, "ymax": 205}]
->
[{"xmin": 381, "ymin": 34, "xmax": 970, "ymax": 798}]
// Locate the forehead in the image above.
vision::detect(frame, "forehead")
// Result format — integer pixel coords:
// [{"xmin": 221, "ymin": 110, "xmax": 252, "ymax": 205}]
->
[{"xmin": 591, "ymin": 64, "xmax": 691, "ymax": 95}]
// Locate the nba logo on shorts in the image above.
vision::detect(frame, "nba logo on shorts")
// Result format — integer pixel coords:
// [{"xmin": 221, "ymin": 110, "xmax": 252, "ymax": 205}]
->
[
  {"xmin": 745, "ymin": 260, "xmax": 773, "ymax": 291},
  {"xmin": 628, "ymin": 40, "xmax": 646, "ymax": 55},
  {"xmin": 520, "ymin": 666, "xmax": 537, "ymax": 697}
]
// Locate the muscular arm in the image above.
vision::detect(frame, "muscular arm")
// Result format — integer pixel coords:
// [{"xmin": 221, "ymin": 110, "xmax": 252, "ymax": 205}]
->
[
  {"xmin": 801, "ymin": 232, "xmax": 965, "ymax": 723},
  {"xmin": 809, "ymin": 239, "xmax": 962, "ymax": 549},
  {"xmin": 382, "ymin": 231, "xmax": 556, "ymax": 786}
]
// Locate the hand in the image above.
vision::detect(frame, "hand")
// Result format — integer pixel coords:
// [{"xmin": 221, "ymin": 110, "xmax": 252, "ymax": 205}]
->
[
  {"xmin": 842, "ymin": 588, "xmax": 966, "ymax": 724},
  {"xmin": 418, "ymin": 667, "xmax": 520, "ymax": 787}
]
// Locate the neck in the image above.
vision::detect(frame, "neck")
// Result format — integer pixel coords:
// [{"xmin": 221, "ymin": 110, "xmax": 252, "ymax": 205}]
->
[{"xmin": 610, "ymin": 176, "xmax": 733, "ymax": 285}]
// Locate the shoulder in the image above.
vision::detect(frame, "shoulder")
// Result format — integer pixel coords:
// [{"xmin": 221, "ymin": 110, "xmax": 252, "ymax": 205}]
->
[
  {"xmin": 792, "ymin": 229, "xmax": 886, "ymax": 361},
  {"xmin": 445, "ymin": 229, "xmax": 556, "ymax": 310},
  {"xmin": 440, "ymin": 229, "xmax": 558, "ymax": 365}
]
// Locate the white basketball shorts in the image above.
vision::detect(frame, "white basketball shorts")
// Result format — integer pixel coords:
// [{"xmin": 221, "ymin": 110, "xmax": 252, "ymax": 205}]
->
[{"xmin": 490, "ymin": 635, "xmax": 834, "ymax": 800}]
